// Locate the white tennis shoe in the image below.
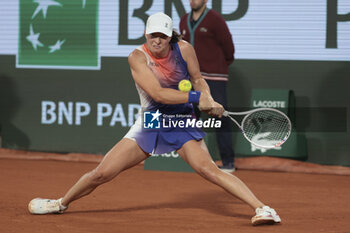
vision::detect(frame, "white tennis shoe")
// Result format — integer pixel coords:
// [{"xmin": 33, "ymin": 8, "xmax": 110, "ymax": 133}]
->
[
  {"xmin": 28, "ymin": 198, "xmax": 67, "ymax": 214},
  {"xmin": 251, "ymin": 206, "xmax": 281, "ymax": 226}
]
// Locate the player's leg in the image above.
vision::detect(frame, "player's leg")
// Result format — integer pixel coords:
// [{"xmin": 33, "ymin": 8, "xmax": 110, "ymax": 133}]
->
[
  {"xmin": 61, "ymin": 138, "xmax": 149, "ymax": 206},
  {"xmin": 177, "ymin": 139, "xmax": 262, "ymax": 209},
  {"xmin": 177, "ymin": 139, "xmax": 281, "ymax": 225},
  {"xmin": 28, "ymin": 138, "xmax": 149, "ymax": 214}
]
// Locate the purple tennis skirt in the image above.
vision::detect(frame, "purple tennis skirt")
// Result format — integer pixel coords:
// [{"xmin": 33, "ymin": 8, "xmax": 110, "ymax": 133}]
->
[{"xmin": 124, "ymin": 117, "xmax": 205, "ymax": 154}]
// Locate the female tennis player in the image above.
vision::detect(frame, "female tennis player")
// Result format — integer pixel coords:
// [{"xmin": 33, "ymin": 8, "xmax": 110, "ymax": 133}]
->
[{"xmin": 28, "ymin": 12, "xmax": 281, "ymax": 226}]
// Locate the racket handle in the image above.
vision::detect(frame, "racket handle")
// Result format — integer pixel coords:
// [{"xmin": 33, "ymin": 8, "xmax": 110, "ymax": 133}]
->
[{"xmin": 223, "ymin": 111, "xmax": 229, "ymax": 117}]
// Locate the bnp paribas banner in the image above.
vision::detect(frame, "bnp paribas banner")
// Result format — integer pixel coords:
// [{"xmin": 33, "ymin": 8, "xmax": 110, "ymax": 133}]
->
[
  {"xmin": 0, "ymin": 0, "xmax": 349, "ymax": 70},
  {"xmin": 17, "ymin": 0, "xmax": 99, "ymax": 69}
]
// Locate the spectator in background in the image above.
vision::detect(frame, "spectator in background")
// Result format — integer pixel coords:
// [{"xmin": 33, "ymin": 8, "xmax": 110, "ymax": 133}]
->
[{"xmin": 180, "ymin": 0, "xmax": 236, "ymax": 172}]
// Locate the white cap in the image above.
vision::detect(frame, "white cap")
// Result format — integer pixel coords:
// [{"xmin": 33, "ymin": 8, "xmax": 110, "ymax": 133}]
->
[{"xmin": 145, "ymin": 12, "xmax": 173, "ymax": 37}]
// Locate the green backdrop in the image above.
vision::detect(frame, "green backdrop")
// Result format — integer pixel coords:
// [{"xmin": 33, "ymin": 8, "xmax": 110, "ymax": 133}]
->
[{"xmin": 0, "ymin": 56, "xmax": 349, "ymax": 165}]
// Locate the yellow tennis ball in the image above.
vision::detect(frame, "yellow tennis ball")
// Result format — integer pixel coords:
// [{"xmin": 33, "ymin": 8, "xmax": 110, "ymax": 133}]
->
[{"xmin": 178, "ymin": 80, "xmax": 192, "ymax": 92}]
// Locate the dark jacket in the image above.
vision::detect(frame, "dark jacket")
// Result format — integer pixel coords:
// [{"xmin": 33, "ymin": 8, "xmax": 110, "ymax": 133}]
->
[{"xmin": 179, "ymin": 9, "xmax": 235, "ymax": 81}]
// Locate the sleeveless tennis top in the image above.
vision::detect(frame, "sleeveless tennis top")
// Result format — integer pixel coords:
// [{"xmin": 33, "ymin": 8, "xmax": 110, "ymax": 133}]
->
[
  {"xmin": 135, "ymin": 42, "xmax": 193, "ymax": 114},
  {"xmin": 124, "ymin": 41, "xmax": 205, "ymax": 154}
]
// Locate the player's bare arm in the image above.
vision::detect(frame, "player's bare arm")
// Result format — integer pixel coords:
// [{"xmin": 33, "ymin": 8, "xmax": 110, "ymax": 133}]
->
[
  {"xmin": 128, "ymin": 49, "xmax": 188, "ymax": 104},
  {"xmin": 178, "ymin": 40, "xmax": 224, "ymax": 117}
]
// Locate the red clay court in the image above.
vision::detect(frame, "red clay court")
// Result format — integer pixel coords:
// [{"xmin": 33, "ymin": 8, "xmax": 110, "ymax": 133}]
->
[{"xmin": 1, "ymin": 149, "xmax": 350, "ymax": 233}]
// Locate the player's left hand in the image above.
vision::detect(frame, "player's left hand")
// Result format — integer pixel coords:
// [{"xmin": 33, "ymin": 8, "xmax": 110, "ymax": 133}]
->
[{"xmin": 207, "ymin": 102, "xmax": 224, "ymax": 118}]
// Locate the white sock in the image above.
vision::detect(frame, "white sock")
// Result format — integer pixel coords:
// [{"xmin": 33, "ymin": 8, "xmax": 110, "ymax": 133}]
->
[{"xmin": 58, "ymin": 198, "xmax": 68, "ymax": 211}]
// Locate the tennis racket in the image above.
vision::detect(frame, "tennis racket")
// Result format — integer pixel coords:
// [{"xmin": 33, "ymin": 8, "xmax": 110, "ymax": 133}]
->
[{"xmin": 223, "ymin": 108, "xmax": 292, "ymax": 149}]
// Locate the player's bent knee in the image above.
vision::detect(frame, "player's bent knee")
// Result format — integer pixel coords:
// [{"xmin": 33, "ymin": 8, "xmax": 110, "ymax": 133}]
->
[{"xmin": 88, "ymin": 169, "xmax": 114, "ymax": 185}]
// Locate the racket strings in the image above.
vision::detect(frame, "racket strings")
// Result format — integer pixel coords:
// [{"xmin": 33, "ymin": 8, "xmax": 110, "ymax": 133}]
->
[{"xmin": 242, "ymin": 110, "xmax": 290, "ymax": 144}]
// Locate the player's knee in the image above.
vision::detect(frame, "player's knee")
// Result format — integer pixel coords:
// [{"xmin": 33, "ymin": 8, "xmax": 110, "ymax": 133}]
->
[
  {"xmin": 195, "ymin": 163, "xmax": 219, "ymax": 184},
  {"xmin": 89, "ymin": 169, "xmax": 113, "ymax": 185}
]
